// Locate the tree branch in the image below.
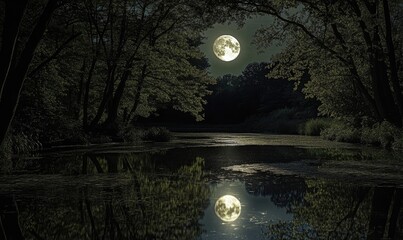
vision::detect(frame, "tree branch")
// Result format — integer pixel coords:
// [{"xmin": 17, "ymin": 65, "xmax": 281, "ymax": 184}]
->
[{"xmin": 28, "ymin": 32, "xmax": 81, "ymax": 78}]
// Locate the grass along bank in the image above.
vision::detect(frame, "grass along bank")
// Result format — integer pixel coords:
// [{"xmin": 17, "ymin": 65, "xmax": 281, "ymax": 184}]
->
[{"xmin": 300, "ymin": 119, "xmax": 403, "ymax": 150}]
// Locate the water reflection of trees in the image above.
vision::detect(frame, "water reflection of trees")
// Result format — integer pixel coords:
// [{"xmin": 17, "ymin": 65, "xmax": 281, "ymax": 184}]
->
[
  {"xmin": 2, "ymin": 154, "xmax": 210, "ymax": 239},
  {"xmin": 264, "ymin": 180, "xmax": 403, "ymax": 240},
  {"xmin": 244, "ymin": 175, "xmax": 307, "ymax": 212}
]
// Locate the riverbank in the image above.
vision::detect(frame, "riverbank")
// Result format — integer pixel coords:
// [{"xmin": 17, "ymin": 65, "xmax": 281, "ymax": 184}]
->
[{"xmin": 32, "ymin": 132, "xmax": 357, "ymax": 156}]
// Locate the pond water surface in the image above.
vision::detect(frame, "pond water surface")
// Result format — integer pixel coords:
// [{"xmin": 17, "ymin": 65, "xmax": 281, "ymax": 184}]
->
[{"xmin": 0, "ymin": 133, "xmax": 402, "ymax": 239}]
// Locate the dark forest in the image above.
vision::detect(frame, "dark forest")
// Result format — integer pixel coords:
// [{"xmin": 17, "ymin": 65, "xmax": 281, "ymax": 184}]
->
[{"xmin": 0, "ymin": 1, "xmax": 402, "ymax": 239}]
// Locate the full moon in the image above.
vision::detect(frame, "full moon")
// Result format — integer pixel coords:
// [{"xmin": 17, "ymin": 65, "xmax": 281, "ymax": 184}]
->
[
  {"xmin": 214, "ymin": 195, "xmax": 242, "ymax": 222},
  {"xmin": 213, "ymin": 35, "xmax": 240, "ymax": 62}
]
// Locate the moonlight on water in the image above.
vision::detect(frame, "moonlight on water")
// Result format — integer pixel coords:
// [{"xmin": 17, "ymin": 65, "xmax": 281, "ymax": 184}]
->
[
  {"xmin": 214, "ymin": 195, "xmax": 242, "ymax": 222},
  {"xmin": 213, "ymin": 35, "xmax": 240, "ymax": 62}
]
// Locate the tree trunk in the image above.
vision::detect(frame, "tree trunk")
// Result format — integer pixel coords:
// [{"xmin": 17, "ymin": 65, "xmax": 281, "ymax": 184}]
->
[
  {"xmin": 330, "ymin": 23, "xmax": 382, "ymax": 120},
  {"xmin": 0, "ymin": 0, "xmax": 58, "ymax": 148},
  {"xmin": 0, "ymin": 0, "xmax": 29, "ymax": 96},
  {"xmin": 103, "ymin": 66, "xmax": 132, "ymax": 128},
  {"xmin": 370, "ymin": 25, "xmax": 400, "ymax": 126},
  {"xmin": 127, "ymin": 64, "xmax": 147, "ymax": 124},
  {"xmin": 27, "ymin": 32, "xmax": 81, "ymax": 78},
  {"xmin": 371, "ymin": 53, "xmax": 400, "ymax": 126},
  {"xmin": 83, "ymin": 56, "xmax": 97, "ymax": 129},
  {"xmin": 76, "ymin": 59, "xmax": 87, "ymax": 120},
  {"xmin": 348, "ymin": 0, "xmax": 401, "ymax": 125},
  {"xmin": 382, "ymin": 0, "xmax": 403, "ymax": 127},
  {"xmin": 90, "ymin": 65, "xmax": 116, "ymax": 129},
  {"xmin": 350, "ymin": 67, "xmax": 382, "ymax": 121}
]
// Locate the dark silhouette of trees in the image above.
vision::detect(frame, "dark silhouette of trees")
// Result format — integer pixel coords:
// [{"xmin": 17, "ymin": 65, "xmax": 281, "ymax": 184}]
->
[
  {"xmin": 75, "ymin": 0, "xmax": 214, "ymax": 134},
  {"xmin": 0, "ymin": 0, "xmax": 215, "ymax": 149},
  {"xmin": 211, "ymin": 0, "xmax": 403, "ymax": 127},
  {"xmin": 204, "ymin": 62, "xmax": 313, "ymax": 124},
  {"xmin": 0, "ymin": 0, "xmax": 59, "ymax": 148}
]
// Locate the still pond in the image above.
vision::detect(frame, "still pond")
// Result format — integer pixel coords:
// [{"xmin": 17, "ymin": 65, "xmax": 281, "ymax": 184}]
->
[{"xmin": 1, "ymin": 133, "xmax": 402, "ymax": 239}]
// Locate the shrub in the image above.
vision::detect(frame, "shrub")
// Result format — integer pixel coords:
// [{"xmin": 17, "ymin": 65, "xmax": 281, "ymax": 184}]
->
[
  {"xmin": 143, "ymin": 127, "xmax": 172, "ymax": 142},
  {"xmin": 377, "ymin": 122, "xmax": 400, "ymax": 148},
  {"xmin": 392, "ymin": 135, "xmax": 403, "ymax": 151},
  {"xmin": 313, "ymin": 118, "xmax": 403, "ymax": 149},
  {"xmin": 11, "ymin": 132, "xmax": 42, "ymax": 154},
  {"xmin": 301, "ymin": 118, "xmax": 332, "ymax": 136},
  {"xmin": 321, "ymin": 123, "xmax": 361, "ymax": 143},
  {"xmin": 361, "ymin": 121, "xmax": 401, "ymax": 148},
  {"xmin": 119, "ymin": 127, "xmax": 145, "ymax": 143},
  {"xmin": 360, "ymin": 127, "xmax": 380, "ymax": 146}
]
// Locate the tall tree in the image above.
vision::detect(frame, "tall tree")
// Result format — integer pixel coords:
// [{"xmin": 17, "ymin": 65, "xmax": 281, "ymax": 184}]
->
[
  {"xmin": 80, "ymin": 0, "xmax": 214, "ymax": 133},
  {"xmin": 0, "ymin": 0, "xmax": 59, "ymax": 147}
]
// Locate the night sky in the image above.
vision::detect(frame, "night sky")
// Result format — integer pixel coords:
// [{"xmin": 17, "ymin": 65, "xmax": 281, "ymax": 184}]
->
[{"xmin": 200, "ymin": 15, "xmax": 283, "ymax": 77}]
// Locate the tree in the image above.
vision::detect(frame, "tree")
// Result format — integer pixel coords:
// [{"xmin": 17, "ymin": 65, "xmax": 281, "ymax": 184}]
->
[
  {"xmin": 214, "ymin": 0, "xmax": 403, "ymax": 127},
  {"xmin": 12, "ymin": 1, "xmax": 84, "ymax": 144},
  {"xmin": 3, "ymin": 0, "xmax": 215, "ymax": 146},
  {"xmin": 204, "ymin": 62, "xmax": 311, "ymax": 124},
  {"xmin": 78, "ymin": 0, "xmax": 214, "ymax": 134},
  {"xmin": 0, "ymin": 0, "xmax": 60, "ymax": 148}
]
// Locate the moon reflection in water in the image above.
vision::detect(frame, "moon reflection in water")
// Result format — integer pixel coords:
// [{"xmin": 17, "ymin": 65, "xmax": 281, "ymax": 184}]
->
[{"xmin": 214, "ymin": 195, "xmax": 242, "ymax": 222}]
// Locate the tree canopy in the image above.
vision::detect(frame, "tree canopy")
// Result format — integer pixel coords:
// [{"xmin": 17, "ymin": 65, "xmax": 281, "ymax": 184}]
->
[
  {"xmin": 211, "ymin": 0, "xmax": 403, "ymax": 127},
  {"xmin": 0, "ymin": 0, "xmax": 216, "ymax": 147}
]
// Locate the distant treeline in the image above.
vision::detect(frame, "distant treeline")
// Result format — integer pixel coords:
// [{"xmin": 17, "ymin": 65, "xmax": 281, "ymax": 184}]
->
[
  {"xmin": 204, "ymin": 62, "xmax": 317, "ymax": 125},
  {"xmin": 144, "ymin": 62, "xmax": 318, "ymax": 133}
]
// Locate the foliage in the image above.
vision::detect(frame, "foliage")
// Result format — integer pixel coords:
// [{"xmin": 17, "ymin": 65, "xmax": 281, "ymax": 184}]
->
[
  {"xmin": 143, "ymin": 127, "xmax": 172, "ymax": 142},
  {"xmin": 119, "ymin": 126, "xmax": 172, "ymax": 143},
  {"xmin": 320, "ymin": 122, "xmax": 361, "ymax": 143},
  {"xmin": 317, "ymin": 119, "xmax": 403, "ymax": 149},
  {"xmin": 11, "ymin": 131, "xmax": 42, "ymax": 154},
  {"xmin": 392, "ymin": 135, "xmax": 403, "ymax": 151},
  {"xmin": 227, "ymin": 0, "xmax": 403, "ymax": 128},
  {"xmin": 135, "ymin": 34, "xmax": 214, "ymax": 121},
  {"xmin": 1, "ymin": 0, "xmax": 216, "ymax": 146},
  {"xmin": 119, "ymin": 127, "xmax": 145, "ymax": 143},
  {"xmin": 0, "ymin": 0, "xmax": 60, "ymax": 147},
  {"xmin": 361, "ymin": 121, "xmax": 402, "ymax": 148},
  {"xmin": 301, "ymin": 118, "xmax": 332, "ymax": 136},
  {"xmin": 74, "ymin": 0, "xmax": 215, "ymax": 130}
]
